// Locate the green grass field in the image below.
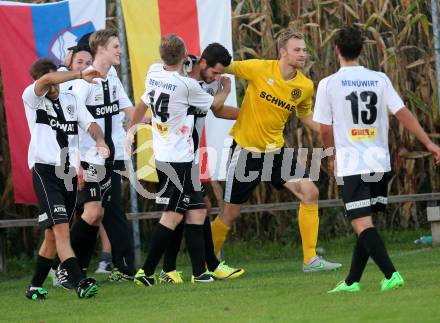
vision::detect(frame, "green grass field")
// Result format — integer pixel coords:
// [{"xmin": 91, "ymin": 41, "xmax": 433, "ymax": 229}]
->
[{"xmin": 1, "ymin": 232, "xmax": 440, "ymax": 323}]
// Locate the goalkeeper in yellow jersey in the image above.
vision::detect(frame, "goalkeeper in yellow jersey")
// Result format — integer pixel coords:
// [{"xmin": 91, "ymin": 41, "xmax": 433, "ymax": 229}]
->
[{"xmin": 211, "ymin": 30, "xmax": 341, "ymax": 272}]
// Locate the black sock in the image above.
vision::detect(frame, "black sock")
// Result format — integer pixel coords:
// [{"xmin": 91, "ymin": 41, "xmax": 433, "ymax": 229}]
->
[
  {"xmin": 358, "ymin": 227, "xmax": 396, "ymax": 279},
  {"xmin": 102, "ymin": 202, "xmax": 134, "ymax": 275},
  {"xmin": 345, "ymin": 237, "xmax": 369, "ymax": 285},
  {"xmin": 70, "ymin": 217, "xmax": 99, "ymax": 271},
  {"xmin": 100, "ymin": 252, "xmax": 112, "ymax": 263},
  {"xmin": 142, "ymin": 223, "xmax": 175, "ymax": 276},
  {"xmin": 163, "ymin": 222, "xmax": 184, "ymax": 272},
  {"xmin": 61, "ymin": 257, "xmax": 84, "ymax": 287},
  {"xmin": 203, "ymin": 217, "xmax": 220, "ymax": 271},
  {"xmin": 185, "ymin": 224, "xmax": 206, "ymax": 277},
  {"xmin": 30, "ymin": 255, "xmax": 53, "ymax": 287},
  {"xmin": 51, "ymin": 257, "xmax": 60, "ymax": 270}
]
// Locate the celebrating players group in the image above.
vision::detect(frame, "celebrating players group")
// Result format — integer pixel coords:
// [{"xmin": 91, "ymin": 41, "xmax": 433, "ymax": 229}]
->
[{"xmin": 22, "ymin": 26, "xmax": 440, "ymax": 300}]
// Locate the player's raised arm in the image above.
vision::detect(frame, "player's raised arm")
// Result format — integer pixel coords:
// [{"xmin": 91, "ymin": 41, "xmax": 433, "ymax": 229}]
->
[
  {"xmin": 34, "ymin": 68, "xmax": 101, "ymax": 96},
  {"xmin": 394, "ymin": 107, "xmax": 440, "ymax": 164}
]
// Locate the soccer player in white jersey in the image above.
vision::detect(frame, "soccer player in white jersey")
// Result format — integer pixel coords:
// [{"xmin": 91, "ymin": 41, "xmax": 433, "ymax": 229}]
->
[
  {"xmin": 129, "ymin": 34, "xmax": 230, "ymax": 286},
  {"xmin": 23, "ymin": 58, "xmax": 108, "ymax": 300},
  {"xmin": 67, "ymin": 29, "xmax": 136, "ymax": 281},
  {"xmin": 157, "ymin": 43, "xmax": 244, "ymax": 283},
  {"xmin": 313, "ymin": 26, "xmax": 440, "ymax": 293}
]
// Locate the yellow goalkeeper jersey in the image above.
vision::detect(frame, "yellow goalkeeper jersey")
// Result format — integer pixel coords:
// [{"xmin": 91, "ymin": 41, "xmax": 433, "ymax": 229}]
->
[{"xmin": 227, "ymin": 59, "xmax": 314, "ymax": 152}]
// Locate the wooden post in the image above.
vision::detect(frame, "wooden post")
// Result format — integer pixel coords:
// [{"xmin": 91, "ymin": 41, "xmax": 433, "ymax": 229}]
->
[
  {"xmin": 0, "ymin": 232, "xmax": 5, "ymax": 272},
  {"xmin": 427, "ymin": 201, "xmax": 440, "ymax": 246}
]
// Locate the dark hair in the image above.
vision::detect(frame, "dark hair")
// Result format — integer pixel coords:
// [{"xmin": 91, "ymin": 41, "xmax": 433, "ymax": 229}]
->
[
  {"xmin": 29, "ymin": 58, "xmax": 57, "ymax": 80},
  {"xmin": 159, "ymin": 34, "xmax": 186, "ymax": 66},
  {"xmin": 336, "ymin": 26, "xmax": 363, "ymax": 60},
  {"xmin": 201, "ymin": 43, "xmax": 231, "ymax": 68},
  {"xmin": 68, "ymin": 32, "xmax": 92, "ymax": 54}
]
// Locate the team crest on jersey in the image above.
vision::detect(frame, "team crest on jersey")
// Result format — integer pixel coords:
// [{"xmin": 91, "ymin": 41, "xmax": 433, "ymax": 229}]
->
[
  {"xmin": 66, "ymin": 105, "xmax": 75, "ymax": 118},
  {"xmin": 291, "ymin": 88, "xmax": 302, "ymax": 101},
  {"xmin": 206, "ymin": 88, "xmax": 215, "ymax": 96},
  {"xmin": 44, "ymin": 102, "xmax": 54, "ymax": 113},
  {"xmin": 112, "ymin": 85, "xmax": 117, "ymax": 101},
  {"xmin": 95, "ymin": 84, "xmax": 103, "ymax": 101}
]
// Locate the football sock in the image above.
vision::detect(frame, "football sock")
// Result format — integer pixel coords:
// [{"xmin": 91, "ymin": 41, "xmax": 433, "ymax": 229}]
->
[
  {"xmin": 142, "ymin": 223, "xmax": 174, "ymax": 276},
  {"xmin": 185, "ymin": 224, "xmax": 206, "ymax": 277},
  {"xmin": 163, "ymin": 222, "xmax": 184, "ymax": 272},
  {"xmin": 61, "ymin": 257, "xmax": 84, "ymax": 286},
  {"xmin": 70, "ymin": 217, "xmax": 99, "ymax": 270},
  {"xmin": 359, "ymin": 227, "xmax": 396, "ymax": 279},
  {"xmin": 203, "ymin": 217, "xmax": 220, "ymax": 271},
  {"xmin": 298, "ymin": 203, "xmax": 319, "ymax": 264},
  {"xmin": 345, "ymin": 236, "xmax": 369, "ymax": 285},
  {"xmin": 211, "ymin": 216, "xmax": 230, "ymax": 256},
  {"xmin": 100, "ymin": 251, "xmax": 112, "ymax": 263},
  {"xmin": 30, "ymin": 255, "xmax": 53, "ymax": 287},
  {"xmin": 51, "ymin": 257, "xmax": 60, "ymax": 270}
]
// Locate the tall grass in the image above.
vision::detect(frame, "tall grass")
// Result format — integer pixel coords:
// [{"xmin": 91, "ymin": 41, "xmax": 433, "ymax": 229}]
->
[{"xmin": 227, "ymin": 0, "xmax": 440, "ymax": 237}]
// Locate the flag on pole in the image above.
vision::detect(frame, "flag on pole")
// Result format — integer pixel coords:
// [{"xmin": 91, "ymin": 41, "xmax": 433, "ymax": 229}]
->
[
  {"xmin": 0, "ymin": 0, "xmax": 106, "ymax": 204},
  {"xmin": 121, "ymin": 0, "xmax": 236, "ymax": 182}
]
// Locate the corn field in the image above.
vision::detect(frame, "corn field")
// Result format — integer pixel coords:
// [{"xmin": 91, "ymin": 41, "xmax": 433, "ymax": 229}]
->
[{"xmin": 0, "ymin": 0, "xmax": 439, "ymax": 256}]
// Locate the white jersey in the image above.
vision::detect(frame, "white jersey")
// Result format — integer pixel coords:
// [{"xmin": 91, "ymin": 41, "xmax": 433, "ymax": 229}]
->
[
  {"xmin": 69, "ymin": 66, "xmax": 132, "ymax": 165},
  {"xmin": 313, "ymin": 66, "xmax": 404, "ymax": 177},
  {"xmin": 140, "ymin": 63, "xmax": 214, "ymax": 162},
  {"xmin": 22, "ymin": 82, "xmax": 94, "ymax": 169},
  {"xmin": 191, "ymin": 79, "xmax": 221, "ymax": 164}
]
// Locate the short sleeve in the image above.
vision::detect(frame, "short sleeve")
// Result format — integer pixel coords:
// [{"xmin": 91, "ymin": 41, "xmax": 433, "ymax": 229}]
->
[
  {"xmin": 22, "ymin": 82, "xmax": 47, "ymax": 110},
  {"xmin": 296, "ymin": 82, "xmax": 314, "ymax": 119},
  {"xmin": 188, "ymin": 79, "xmax": 214, "ymax": 112},
  {"xmin": 312, "ymin": 78, "xmax": 333, "ymax": 125},
  {"xmin": 382, "ymin": 74, "xmax": 404, "ymax": 114},
  {"xmin": 225, "ymin": 59, "xmax": 263, "ymax": 81},
  {"xmin": 116, "ymin": 78, "xmax": 133, "ymax": 109}
]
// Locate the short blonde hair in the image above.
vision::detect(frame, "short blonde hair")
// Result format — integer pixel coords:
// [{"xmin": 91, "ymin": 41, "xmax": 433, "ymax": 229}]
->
[
  {"xmin": 159, "ymin": 34, "xmax": 186, "ymax": 66},
  {"xmin": 89, "ymin": 29, "xmax": 119, "ymax": 56},
  {"xmin": 277, "ymin": 29, "xmax": 304, "ymax": 51}
]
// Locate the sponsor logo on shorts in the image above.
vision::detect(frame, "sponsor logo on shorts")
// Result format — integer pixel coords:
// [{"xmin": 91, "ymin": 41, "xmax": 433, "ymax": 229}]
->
[
  {"xmin": 182, "ymin": 196, "xmax": 190, "ymax": 203},
  {"xmin": 38, "ymin": 213, "xmax": 48, "ymax": 223},
  {"xmin": 345, "ymin": 199, "xmax": 371, "ymax": 210},
  {"xmin": 156, "ymin": 197, "xmax": 170, "ymax": 204},
  {"xmin": 371, "ymin": 196, "xmax": 387, "ymax": 205},
  {"xmin": 53, "ymin": 205, "xmax": 67, "ymax": 214},
  {"xmin": 101, "ymin": 178, "xmax": 111, "ymax": 190},
  {"xmin": 350, "ymin": 128, "xmax": 377, "ymax": 141}
]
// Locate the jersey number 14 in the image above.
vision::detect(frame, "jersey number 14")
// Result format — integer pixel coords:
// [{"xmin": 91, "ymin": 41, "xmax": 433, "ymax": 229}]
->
[{"xmin": 148, "ymin": 90, "xmax": 170, "ymax": 122}]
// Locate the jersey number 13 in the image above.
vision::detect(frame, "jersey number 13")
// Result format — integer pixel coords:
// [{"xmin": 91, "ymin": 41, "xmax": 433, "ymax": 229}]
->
[{"xmin": 345, "ymin": 91, "xmax": 378, "ymax": 125}]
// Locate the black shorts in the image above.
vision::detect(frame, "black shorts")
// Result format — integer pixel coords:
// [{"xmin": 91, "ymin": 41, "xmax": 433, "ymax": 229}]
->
[
  {"xmin": 76, "ymin": 161, "xmax": 111, "ymax": 207},
  {"xmin": 187, "ymin": 164, "xmax": 206, "ymax": 211},
  {"xmin": 224, "ymin": 141, "xmax": 307, "ymax": 204},
  {"xmin": 155, "ymin": 160, "xmax": 192, "ymax": 215},
  {"xmin": 32, "ymin": 163, "xmax": 77, "ymax": 230},
  {"xmin": 342, "ymin": 172, "xmax": 389, "ymax": 220}
]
